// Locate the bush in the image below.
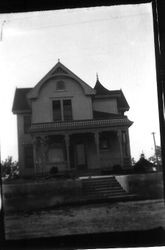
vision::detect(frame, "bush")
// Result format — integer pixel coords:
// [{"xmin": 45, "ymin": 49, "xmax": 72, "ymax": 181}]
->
[
  {"xmin": 112, "ymin": 164, "xmax": 122, "ymax": 173},
  {"xmin": 1, "ymin": 156, "xmax": 19, "ymax": 180},
  {"xmin": 134, "ymin": 164, "xmax": 146, "ymax": 173},
  {"xmin": 49, "ymin": 166, "xmax": 58, "ymax": 176}
]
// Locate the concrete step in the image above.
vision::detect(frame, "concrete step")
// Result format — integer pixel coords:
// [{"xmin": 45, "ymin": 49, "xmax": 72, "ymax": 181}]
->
[
  {"xmin": 83, "ymin": 180, "xmax": 120, "ymax": 184},
  {"xmin": 84, "ymin": 192, "xmax": 132, "ymax": 199},
  {"xmin": 83, "ymin": 193, "xmax": 136, "ymax": 201},
  {"xmin": 85, "ymin": 192, "xmax": 126, "ymax": 198},
  {"xmin": 82, "ymin": 177, "xmax": 119, "ymax": 186},
  {"xmin": 86, "ymin": 187, "xmax": 125, "ymax": 193},
  {"xmin": 85, "ymin": 188, "xmax": 126, "ymax": 194},
  {"xmin": 82, "ymin": 178, "xmax": 117, "ymax": 183},
  {"xmin": 82, "ymin": 177, "xmax": 116, "ymax": 182},
  {"xmin": 83, "ymin": 186, "xmax": 123, "ymax": 191},
  {"xmin": 83, "ymin": 182, "xmax": 121, "ymax": 187},
  {"xmin": 84, "ymin": 183, "xmax": 122, "ymax": 189},
  {"xmin": 82, "ymin": 176, "xmax": 129, "ymax": 199},
  {"xmin": 84, "ymin": 188, "xmax": 124, "ymax": 193},
  {"xmin": 83, "ymin": 181, "xmax": 119, "ymax": 187}
]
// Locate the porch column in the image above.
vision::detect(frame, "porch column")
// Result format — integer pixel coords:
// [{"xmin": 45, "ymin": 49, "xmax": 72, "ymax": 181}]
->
[
  {"xmin": 32, "ymin": 137, "xmax": 38, "ymax": 175},
  {"xmin": 125, "ymin": 129, "xmax": 131, "ymax": 166},
  {"xmin": 40, "ymin": 136, "xmax": 46, "ymax": 175},
  {"xmin": 117, "ymin": 130, "xmax": 124, "ymax": 168},
  {"xmin": 126, "ymin": 129, "xmax": 131, "ymax": 158},
  {"xmin": 65, "ymin": 134, "xmax": 70, "ymax": 169},
  {"xmin": 94, "ymin": 131, "xmax": 100, "ymax": 168}
]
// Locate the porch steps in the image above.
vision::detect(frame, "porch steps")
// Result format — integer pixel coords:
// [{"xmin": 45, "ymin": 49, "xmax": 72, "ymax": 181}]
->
[{"xmin": 82, "ymin": 176, "xmax": 135, "ymax": 200}]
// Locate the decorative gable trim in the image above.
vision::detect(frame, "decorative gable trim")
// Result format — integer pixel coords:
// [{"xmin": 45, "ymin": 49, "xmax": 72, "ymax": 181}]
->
[
  {"xmin": 51, "ymin": 67, "xmax": 68, "ymax": 75},
  {"xmin": 27, "ymin": 61, "xmax": 95, "ymax": 100}
]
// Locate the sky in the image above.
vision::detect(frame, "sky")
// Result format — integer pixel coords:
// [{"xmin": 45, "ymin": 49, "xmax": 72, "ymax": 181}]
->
[{"xmin": 0, "ymin": 3, "xmax": 161, "ymax": 161}]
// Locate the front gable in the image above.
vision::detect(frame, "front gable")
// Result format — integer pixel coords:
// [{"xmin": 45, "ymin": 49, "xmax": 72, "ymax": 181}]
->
[
  {"xmin": 12, "ymin": 62, "xmax": 130, "ymax": 123},
  {"xmin": 28, "ymin": 62, "xmax": 95, "ymax": 123},
  {"xmin": 27, "ymin": 61, "xmax": 95, "ymax": 100},
  {"xmin": 51, "ymin": 66, "xmax": 68, "ymax": 75}
]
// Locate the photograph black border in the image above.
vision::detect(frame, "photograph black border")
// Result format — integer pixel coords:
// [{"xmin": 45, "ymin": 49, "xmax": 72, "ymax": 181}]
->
[{"xmin": 0, "ymin": 0, "xmax": 165, "ymax": 248}]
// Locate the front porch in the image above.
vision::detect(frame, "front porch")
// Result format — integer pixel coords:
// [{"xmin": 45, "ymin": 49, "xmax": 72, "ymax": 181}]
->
[{"xmin": 32, "ymin": 129, "xmax": 131, "ymax": 177}]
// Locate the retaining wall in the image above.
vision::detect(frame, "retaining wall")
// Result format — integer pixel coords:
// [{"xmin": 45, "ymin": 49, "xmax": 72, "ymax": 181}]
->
[
  {"xmin": 2, "ymin": 178, "xmax": 82, "ymax": 213},
  {"xmin": 2, "ymin": 172, "xmax": 164, "ymax": 213},
  {"xmin": 116, "ymin": 172, "xmax": 164, "ymax": 199}
]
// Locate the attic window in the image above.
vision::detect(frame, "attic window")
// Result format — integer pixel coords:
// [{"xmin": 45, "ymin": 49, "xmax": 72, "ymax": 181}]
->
[{"xmin": 56, "ymin": 80, "xmax": 65, "ymax": 90}]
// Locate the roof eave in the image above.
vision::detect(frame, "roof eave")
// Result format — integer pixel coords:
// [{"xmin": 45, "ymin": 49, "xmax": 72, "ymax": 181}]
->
[
  {"xmin": 12, "ymin": 109, "xmax": 32, "ymax": 115},
  {"xmin": 27, "ymin": 62, "xmax": 95, "ymax": 99},
  {"xmin": 94, "ymin": 93, "xmax": 121, "ymax": 99}
]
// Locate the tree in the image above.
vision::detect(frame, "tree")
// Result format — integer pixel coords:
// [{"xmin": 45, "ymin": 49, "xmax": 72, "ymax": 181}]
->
[
  {"xmin": 1, "ymin": 156, "xmax": 19, "ymax": 179},
  {"xmin": 131, "ymin": 157, "xmax": 136, "ymax": 166},
  {"xmin": 133, "ymin": 153, "xmax": 157, "ymax": 173},
  {"xmin": 148, "ymin": 146, "xmax": 162, "ymax": 166}
]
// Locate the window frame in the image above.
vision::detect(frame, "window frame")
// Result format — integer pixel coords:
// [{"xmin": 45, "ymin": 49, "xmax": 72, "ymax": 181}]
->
[
  {"xmin": 52, "ymin": 98, "xmax": 73, "ymax": 121},
  {"xmin": 99, "ymin": 134, "xmax": 110, "ymax": 150},
  {"xmin": 63, "ymin": 99, "xmax": 73, "ymax": 121},
  {"xmin": 56, "ymin": 80, "xmax": 65, "ymax": 91},
  {"xmin": 48, "ymin": 143, "xmax": 66, "ymax": 163},
  {"xmin": 52, "ymin": 100, "xmax": 62, "ymax": 121}
]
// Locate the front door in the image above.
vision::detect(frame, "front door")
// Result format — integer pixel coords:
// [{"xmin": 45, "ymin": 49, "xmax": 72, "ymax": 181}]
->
[{"xmin": 75, "ymin": 143, "xmax": 87, "ymax": 170}]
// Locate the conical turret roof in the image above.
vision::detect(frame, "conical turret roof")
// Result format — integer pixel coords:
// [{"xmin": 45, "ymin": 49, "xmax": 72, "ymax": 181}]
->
[
  {"xmin": 94, "ymin": 77, "xmax": 129, "ymax": 111},
  {"xmin": 94, "ymin": 78, "xmax": 112, "ymax": 95}
]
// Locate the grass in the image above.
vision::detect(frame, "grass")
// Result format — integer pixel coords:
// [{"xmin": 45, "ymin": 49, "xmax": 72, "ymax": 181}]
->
[{"xmin": 4, "ymin": 199, "xmax": 165, "ymax": 240}]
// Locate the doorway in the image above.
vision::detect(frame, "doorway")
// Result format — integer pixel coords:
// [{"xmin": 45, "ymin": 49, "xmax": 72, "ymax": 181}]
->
[
  {"xmin": 75, "ymin": 143, "xmax": 87, "ymax": 170},
  {"xmin": 70, "ymin": 134, "xmax": 88, "ymax": 171}
]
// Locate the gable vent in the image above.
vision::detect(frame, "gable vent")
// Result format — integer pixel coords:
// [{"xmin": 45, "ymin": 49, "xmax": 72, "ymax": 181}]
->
[{"xmin": 52, "ymin": 67, "xmax": 68, "ymax": 75}]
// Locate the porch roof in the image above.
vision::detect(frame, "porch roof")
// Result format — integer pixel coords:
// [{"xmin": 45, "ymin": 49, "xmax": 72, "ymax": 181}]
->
[{"xmin": 29, "ymin": 118, "xmax": 133, "ymax": 133}]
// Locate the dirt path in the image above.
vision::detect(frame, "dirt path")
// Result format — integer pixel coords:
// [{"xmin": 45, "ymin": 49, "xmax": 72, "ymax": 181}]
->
[{"xmin": 4, "ymin": 199, "xmax": 165, "ymax": 240}]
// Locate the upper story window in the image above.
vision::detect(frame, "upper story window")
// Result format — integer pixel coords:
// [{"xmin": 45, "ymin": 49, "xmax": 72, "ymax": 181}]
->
[
  {"xmin": 52, "ymin": 99, "xmax": 72, "ymax": 121},
  {"xmin": 24, "ymin": 115, "xmax": 31, "ymax": 134},
  {"xmin": 52, "ymin": 100, "xmax": 62, "ymax": 121},
  {"xmin": 56, "ymin": 80, "xmax": 65, "ymax": 91},
  {"xmin": 63, "ymin": 99, "xmax": 72, "ymax": 120}
]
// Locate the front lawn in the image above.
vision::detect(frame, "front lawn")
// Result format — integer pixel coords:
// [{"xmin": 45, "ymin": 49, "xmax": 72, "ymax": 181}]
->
[{"xmin": 4, "ymin": 199, "xmax": 165, "ymax": 240}]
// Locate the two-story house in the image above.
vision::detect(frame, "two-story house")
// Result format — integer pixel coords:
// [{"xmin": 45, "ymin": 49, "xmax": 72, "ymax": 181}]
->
[{"xmin": 12, "ymin": 61, "xmax": 133, "ymax": 177}]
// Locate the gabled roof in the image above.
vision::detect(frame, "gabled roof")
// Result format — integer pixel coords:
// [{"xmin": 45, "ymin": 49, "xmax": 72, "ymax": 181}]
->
[
  {"xmin": 27, "ymin": 61, "xmax": 95, "ymax": 99},
  {"xmin": 12, "ymin": 64, "xmax": 130, "ymax": 114},
  {"xmin": 12, "ymin": 88, "xmax": 32, "ymax": 114},
  {"xmin": 94, "ymin": 79, "xmax": 129, "ymax": 111}
]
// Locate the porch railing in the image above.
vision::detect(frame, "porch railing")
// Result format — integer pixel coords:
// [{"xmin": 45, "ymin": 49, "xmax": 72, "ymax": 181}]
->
[{"xmin": 30, "ymin": 118, "xmax": 133, "ymax": 133}]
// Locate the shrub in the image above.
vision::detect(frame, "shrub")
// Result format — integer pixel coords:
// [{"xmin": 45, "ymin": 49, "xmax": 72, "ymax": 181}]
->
[
  {"xmin": 49, "ymin": 166, "xmax": 58, "ymax": 176},
  {"xmin": 112, "ymin": 164, "xmax": 122, "ymax": 173},
  {"xmin": 1, "ymin": 156, "xmax": 19, "ymax": 180},
  {"xmin": 134, "ymin": 164, "xmax": 146, "ymax": 173}
]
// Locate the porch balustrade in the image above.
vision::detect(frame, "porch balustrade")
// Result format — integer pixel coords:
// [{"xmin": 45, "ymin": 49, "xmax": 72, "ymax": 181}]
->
[{"xmin": 30, "ymin": 118, "xmax": 132, "ymax": 133}]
